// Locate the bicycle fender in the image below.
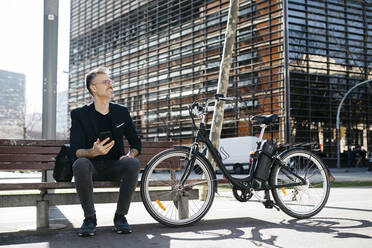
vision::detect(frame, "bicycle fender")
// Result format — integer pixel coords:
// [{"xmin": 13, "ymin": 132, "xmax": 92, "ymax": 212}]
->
[{"xmin": 277, "ymin": 147, "xmax": 308, "ymax": 159}]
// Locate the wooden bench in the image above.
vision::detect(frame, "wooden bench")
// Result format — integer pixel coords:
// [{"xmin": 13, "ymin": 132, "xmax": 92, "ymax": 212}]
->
[{"xmin": 0, "ymin": 139, "xmax": 175, "ymax": 229}]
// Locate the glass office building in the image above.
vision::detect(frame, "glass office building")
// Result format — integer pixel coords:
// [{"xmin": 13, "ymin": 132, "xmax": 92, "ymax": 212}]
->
[
  {"xmin": 0, "ymin": 69, "xmax": 26, "ymax": 138},
  {"xmin": 287, "ymin": 0, "xmax": 372, "ymax": 162},
  {"xmin": 68, "ymin": 0, "xmax": 372, "ymax": 164}
]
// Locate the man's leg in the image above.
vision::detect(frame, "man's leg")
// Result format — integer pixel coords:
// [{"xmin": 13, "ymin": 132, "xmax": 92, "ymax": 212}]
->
[
  {"xmin": 72, "ymin": 158, "xmax": 97, "ymax": 236},
  {"xmin": 104, "ymin": 158, "xmax": 140, "ymax": 233},
  {"xmin": 106, "ymin": 158, "xmax": 140, "ymax": 215},
  {"xmin": 73, "ymin": 157, "xmax": 96, "ymax": 218}
]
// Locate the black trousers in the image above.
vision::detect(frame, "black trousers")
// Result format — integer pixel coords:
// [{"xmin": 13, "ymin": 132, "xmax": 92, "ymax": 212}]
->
[{"xmin": 72, "ymin": 157, "xmax": 140, "ymax": 218}]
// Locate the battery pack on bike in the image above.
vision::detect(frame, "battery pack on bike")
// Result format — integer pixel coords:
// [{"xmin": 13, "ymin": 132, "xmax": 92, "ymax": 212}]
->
[{"xmin": 252, "ymin": 141, "xmax": 276, "ymax": 189}]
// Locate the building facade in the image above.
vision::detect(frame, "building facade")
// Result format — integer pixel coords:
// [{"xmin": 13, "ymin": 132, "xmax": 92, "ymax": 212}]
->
[
  {"xmin": 0, "ymin": 69, "xmax": 26, "ymax": 138},
  {"xmin": 57, "ymin": 90, "xmax": 68, "ymax": 138},
  {"xmin": 287, "ymin": 0, "xmax": 372, "ymax": 162},
  {"xmin": 68, "ymin": 0, "xmax": 372, "ymax": 164}
]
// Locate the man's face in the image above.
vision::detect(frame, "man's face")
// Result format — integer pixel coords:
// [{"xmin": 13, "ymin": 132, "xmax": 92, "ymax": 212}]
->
[{"xmin": 90, "ymin": 73, "xmax": 114, "ymax": 99}]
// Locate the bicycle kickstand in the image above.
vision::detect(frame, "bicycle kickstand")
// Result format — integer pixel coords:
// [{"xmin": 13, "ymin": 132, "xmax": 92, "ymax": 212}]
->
[{"xmin": 263, "ymin": 190, "xmax": 280, "ymax": 211}]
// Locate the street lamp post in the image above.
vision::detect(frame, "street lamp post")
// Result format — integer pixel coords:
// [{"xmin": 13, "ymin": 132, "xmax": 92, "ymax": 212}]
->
[{"xmin": 42, "ymin": 0, "xmax": 59, "ymax": 140}]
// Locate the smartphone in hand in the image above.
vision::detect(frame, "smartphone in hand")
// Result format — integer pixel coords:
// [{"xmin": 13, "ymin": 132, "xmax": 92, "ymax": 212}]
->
[{"xmin": 99, "ymin": 131, "xmax": 112, "ymax": 144}]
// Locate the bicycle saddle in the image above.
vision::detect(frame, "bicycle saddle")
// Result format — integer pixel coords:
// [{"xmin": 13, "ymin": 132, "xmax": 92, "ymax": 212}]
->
[{"xmin": 251, "ymin": 114, "xmax": 278, "ymax": 124}]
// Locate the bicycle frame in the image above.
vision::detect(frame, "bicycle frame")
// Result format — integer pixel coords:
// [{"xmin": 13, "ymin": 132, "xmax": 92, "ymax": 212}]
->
[
  {"xmin": 141, "ymin": 96, "xmax": 330, "ymax": 225},
  {"xmin": 181, "ymin": 97, "xmax": 307, "ymax": 191}
]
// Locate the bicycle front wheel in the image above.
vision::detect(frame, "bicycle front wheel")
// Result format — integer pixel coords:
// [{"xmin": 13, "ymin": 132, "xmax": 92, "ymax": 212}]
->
[
  {"xmin": 271, "ymin": 149, "xmax": 330, "ymax": 219},
  {"xmin": 140, "ymin": 148, "xmax": 216, "ymax": 227}
]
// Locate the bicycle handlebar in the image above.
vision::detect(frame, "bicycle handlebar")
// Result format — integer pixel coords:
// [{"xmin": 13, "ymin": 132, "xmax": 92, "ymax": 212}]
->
[{"xmin": 188, "ymin": 94, "xmax": 237, "ymax": 129}]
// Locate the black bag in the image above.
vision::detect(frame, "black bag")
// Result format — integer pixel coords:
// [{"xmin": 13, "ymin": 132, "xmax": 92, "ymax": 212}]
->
[{"xmin": 53, "ymin": 144, "xmax": 74, "ymax": 182}]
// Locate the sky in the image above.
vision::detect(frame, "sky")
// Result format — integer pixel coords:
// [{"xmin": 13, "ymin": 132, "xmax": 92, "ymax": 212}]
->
[{"xmin": 0, "ymin": 0, "xmax": 70, "ymax": 114}]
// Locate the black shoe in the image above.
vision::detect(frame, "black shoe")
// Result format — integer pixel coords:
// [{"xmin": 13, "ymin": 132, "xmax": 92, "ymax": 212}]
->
[
  {"xmin": 113, "ymin": 214, "xmax": 132, "ymax": 234},
  {"xmin": 78, "ymin": 215, "xmax": 97, "ymax": 237}
]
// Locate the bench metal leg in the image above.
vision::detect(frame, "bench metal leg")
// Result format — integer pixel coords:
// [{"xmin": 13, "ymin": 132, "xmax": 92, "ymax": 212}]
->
[{"xmin": 36, "ymin": 200, "xmax": 49, "ymax": 229}]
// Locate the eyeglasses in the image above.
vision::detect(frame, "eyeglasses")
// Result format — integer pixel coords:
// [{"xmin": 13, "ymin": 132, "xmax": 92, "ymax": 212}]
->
[{"xmin": 94, "ymin": 79, "xmax": 113, "ymax": 86}]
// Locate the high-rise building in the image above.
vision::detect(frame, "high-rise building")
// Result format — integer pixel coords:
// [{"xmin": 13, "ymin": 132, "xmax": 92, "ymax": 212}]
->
[
  {"xmin": 57, "ymin": 90, "xmax": 68, "ymax": 138},
  {"xmin": 68, "ymin": 0, "xmax": 372, "ymax": 165},
  {"xmin": 0, "ymin": 69, "xmax": 26, "ymax": 138}
]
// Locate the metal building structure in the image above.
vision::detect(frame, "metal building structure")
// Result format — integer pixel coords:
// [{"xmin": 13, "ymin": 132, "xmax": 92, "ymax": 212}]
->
[
  {"xmin": 68, "ymin": 0, "xmax": 372, "ymax": 165},
  {"xmin": 287, "ymin": 0, "xmax": 372, "ymax": 164}
]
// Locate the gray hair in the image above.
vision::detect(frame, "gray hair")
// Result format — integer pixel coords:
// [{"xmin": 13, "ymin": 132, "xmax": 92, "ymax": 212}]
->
[{"xmin": 85, "ymin": 67, "xmax": 110, "ymax": 94}]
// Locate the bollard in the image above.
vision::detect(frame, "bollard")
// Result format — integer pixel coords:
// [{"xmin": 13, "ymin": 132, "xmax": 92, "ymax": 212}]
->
[{"xmin": 36, "ymin": 200, "xmax": 49, "ymax": 229}]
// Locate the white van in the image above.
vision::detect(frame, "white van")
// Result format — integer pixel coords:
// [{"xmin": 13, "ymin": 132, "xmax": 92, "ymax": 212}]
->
[{"xmin": 218, "ymin": 136, "xmax": 259, "ymax": 174}]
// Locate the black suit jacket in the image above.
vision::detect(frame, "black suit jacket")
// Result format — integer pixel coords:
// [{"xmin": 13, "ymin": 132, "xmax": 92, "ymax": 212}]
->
[{"xmin": 69, "ymin": 102, "xmax": 141, "ymax": 160}]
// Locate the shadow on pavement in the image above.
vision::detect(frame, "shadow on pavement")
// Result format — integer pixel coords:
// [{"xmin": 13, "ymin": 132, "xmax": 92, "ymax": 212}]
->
[
  {"xmin": 49, "ymin": 206, "xmax": 74, "ymax": 229},
  {"xmin": 0, "ymin": 216, "xmax": 371, "ymax": 248}
]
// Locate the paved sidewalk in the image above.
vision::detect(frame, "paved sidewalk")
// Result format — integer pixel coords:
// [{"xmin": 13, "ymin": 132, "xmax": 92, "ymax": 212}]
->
[
  {"xmin": 0, "ymin": 168, "xmax": 371, "ymax": 247},
  {"xmin": 329, "ymin": 168, "xmax": 372, "ymax": 182},
  {"xmin": 0, "ymin": 187, "xmax": 372, "ymax": 248}
]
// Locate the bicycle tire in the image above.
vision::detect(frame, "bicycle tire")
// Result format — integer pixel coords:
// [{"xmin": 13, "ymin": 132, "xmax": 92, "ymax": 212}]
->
[
  {"xmin": 270, "ymin": 149, "xmax": 330, "ymax": 219},
  {"xmin": 140, "ymin": 148, "xmax": 216, "ymax": 227}
]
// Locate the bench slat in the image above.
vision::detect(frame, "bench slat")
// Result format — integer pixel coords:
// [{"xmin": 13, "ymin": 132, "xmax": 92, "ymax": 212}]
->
[
  {"xmin": 0, "ymin": 154, "xmax": 56, "ymax": 162},
  {"xmin": 0, "ymin": 179, "xmax": 228, "ymax": 191},
  {"xmin": 0, "ymin": 162, "xmax": 55, "ymax": 170},
  {"xmin": 0, "ymin": 147, "xmax": 169, "ymax": 157},
  {"xmin": 0, "ymin": 154, "xmax": 164, "ymax": 164},
  {"xmin": 135, "ymin": 142, "xmax": 175, "ymax": 148},
  {"xmin": 0, "ymin": 146, "xmax": 61, "ymax": 154},
  {"xmin": 0, "ymin": 156, "xmax": 153, "ymax": 170},
  {"xmin": 0, "ymin": 181, "xmax": 122, "ymax": 190},
  {"xmin": 0, "ymin": 140, "xmax": 66, "ymax": 146},
  {"xmin": 138, "ymin": 147, "xmax": 172, "ymax": 154}
]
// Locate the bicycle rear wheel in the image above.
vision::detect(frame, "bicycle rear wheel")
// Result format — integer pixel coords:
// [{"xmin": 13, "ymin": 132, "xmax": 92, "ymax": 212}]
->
[
  {"xmin": 271, "ymin": 149, "xmax": 330, "ymax": 219},
  {"xmin": 140, "ymin": 148, "xmax": 216, "ymax": 227}
]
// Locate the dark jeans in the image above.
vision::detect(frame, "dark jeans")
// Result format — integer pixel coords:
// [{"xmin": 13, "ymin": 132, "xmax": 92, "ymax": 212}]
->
[{"xmin": 72, "ymin": 157, "xmax": 140, "ymax": 218}]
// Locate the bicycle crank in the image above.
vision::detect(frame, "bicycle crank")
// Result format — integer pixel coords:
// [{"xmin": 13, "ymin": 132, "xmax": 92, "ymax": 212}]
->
[{"xmin": 232, "ymin": 186, "xmax": 253, "ymax": 202}]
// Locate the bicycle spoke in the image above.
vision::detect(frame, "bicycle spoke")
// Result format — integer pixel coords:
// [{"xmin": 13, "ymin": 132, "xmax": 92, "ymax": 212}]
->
[
  {"xmin": 141, "ymin": 149, "xmax": 215, "ymax": 226},
  {"xmin": 303, "ymin": 155, "xmax": 313, "ymax": 178},
  {"xmin": 272, "ymin": 150, "xmax": 330, "ymax": 219},
  {"xmin": 306, "ymin": 169, "xmax": 323, "ymax": 180},
  {"xmin": 183, "ymin": 179, "xmax": 209, "ymax": 188}
]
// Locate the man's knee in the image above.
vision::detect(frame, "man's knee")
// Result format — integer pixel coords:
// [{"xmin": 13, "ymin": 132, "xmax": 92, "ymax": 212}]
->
[
  {"xmin": 73, "ymin": 157, "xmax": 93, "ymax": 174},
  {"xmin": 121, "ymin": 158, "xmax": 140, "ymax": 173}
]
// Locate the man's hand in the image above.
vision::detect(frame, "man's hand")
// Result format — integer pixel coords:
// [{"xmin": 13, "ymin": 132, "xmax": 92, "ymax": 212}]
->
[
  {"xmin": 120, "ymin": 148, "xmax": 139, "ymax": 160},
  {"xmin": 91, "ymin": 138, "xmax": 115, "ymax": 157}
]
